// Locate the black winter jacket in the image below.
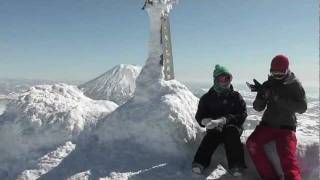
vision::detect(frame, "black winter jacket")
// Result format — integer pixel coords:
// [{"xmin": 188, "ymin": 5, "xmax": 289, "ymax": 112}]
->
[
  {"xmin": 253, "ymin": 72, "xmax": 307, "ymax": 130},
  {"xmin": 195, "ymin": 85, "xmax": 247, "ymax": 131}
]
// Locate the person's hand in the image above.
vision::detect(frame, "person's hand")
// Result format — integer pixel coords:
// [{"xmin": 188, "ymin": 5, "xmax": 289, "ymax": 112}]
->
[
  {"xmin": 201, "ymin": 118, "xmax": 218, "ymax": 129},
  {"xmin": 201, "ymin": 118, "xmax": 213, "ymax": 126},
  {"xmin": 246, "ymin": 79, "xmax": 262, "ymax": 92},
  {"xmin": 214, "ymin": 117, "xmax": 227, "ymax": 126},
  {"xmin": 201, "ymin": 117, "xmax": 227, "ymax": 130}
]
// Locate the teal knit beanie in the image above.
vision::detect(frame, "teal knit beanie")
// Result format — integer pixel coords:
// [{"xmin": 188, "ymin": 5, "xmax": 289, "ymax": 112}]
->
[{"xmin": 213, "ymin": 64, "xmax": 231, "ymax": 78}]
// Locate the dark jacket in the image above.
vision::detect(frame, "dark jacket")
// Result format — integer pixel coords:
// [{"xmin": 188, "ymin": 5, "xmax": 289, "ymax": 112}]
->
[
  {"xmin": 253, "ymin": 72, "xmax": 307, "ymax": 130},
  {"xmin": 195, "ymin": 85, "xmax": 247, "ymax": 131}
]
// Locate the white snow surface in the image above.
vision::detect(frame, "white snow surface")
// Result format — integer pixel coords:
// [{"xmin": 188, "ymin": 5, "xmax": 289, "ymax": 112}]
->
[
  {"xmin": 79, "ymin": 64, "xmax": 141, "ymax": 105},
  {"xmin": 95, "ymin": 79, "xmax": 202, "ymax": 158},
  {"xmin": 33, "ymin": 78, "xmax": 203, "ymax": 180},
  {"xmin": 17, "ymin": 141, "xmax": 76, "ymax": 180},
  {"xmin": 0, "ymin": 84, "xmax": 118, "ymax": 179}
]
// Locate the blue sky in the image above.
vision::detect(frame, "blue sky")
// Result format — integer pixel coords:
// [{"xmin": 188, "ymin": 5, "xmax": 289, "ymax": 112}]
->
[{"xmin": 0, "ymin": 0, "xmax": 318, "ymax": 87}]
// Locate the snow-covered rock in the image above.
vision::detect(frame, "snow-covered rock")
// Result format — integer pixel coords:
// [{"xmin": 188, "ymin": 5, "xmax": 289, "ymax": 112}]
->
[
  {"xmin": 0, "ymin": 83, "xmax": 118, "ymax": 178},
  {"xmin": 95, "ymin": 79, "xmax": 202, "ymax": 159},
  {"xmin": 67, "ymin": 171, "xmax": 91, "ymax": 180},
  {"xmin": 79, "ymin": 64, "xmax": 141, "ymax": 105}
]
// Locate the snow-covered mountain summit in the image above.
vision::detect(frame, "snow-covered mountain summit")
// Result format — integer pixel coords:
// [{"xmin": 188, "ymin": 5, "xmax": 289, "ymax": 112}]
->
[
  {"xmin": 0, "ymin": 0, "xmax": 318, "ymax": 179},
  {"xmin": 27, "ymin": 3, "xmax": 205, "ymax": 179},
  {"xmin": 79, "ymin": 64, "xmax": 141, "ymax": 105}
]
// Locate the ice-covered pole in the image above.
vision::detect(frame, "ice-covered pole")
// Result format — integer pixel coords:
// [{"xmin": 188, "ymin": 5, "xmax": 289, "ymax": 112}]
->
[{"xmin": 135, "ymin": 0, "xmax": 176, "ymax": 90}]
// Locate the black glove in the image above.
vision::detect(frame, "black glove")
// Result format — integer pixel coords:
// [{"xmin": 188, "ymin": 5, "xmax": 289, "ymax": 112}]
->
[
  {"xmin": 247, "ymin": 79, "xmax": 274, "ymax": 100},
  {"xmin": 257, "ymin": 87, "xmax": 271, "ymax": 100},
  {"xmin": 246, "ymin": 79, "xmax": 262, "ymax": 92}
]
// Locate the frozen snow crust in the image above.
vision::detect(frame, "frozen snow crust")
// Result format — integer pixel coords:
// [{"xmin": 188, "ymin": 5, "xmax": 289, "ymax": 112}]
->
[
  {"xmin": 0, "ymin": 84, "xmax": 118, "ymax": 178},
  {"xmin": 95, "ymin": 79, "xmax": 202, "ymax": 159}
]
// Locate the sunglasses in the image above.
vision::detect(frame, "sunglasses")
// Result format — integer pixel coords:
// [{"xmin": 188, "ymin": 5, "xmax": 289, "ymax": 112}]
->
[
  {"xmin": 217, "ymin": 74, "xmax": 232, "ymax": 84},
  {"xmin": 270, "ymin": 71, "xmax": 287, "ymax": 79}
]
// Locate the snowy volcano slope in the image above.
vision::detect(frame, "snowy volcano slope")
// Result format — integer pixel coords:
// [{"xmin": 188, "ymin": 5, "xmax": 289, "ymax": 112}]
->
[
  {"xmin": 79, "ymin": 64, "xmax": 141, "ymax": 105},
  {"xmin": 0, "ymin": 84, "xmax": 118, "ymax": 179}
]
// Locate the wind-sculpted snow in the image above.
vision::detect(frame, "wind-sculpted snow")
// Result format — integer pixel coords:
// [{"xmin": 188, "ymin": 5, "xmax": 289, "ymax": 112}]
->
[
  {"xmin": 95, "ymin": 79, "xmax": 202, "ymax": 158},
  {"xmin": 79, "ymin": 64, "xmax": 141, "ymax": 105},
  {"xmin": 17, "ymin": 141, "xmax": 76, "ymax": 180},
  {"xmin": 0, "ymin": 84, "xmax": 118, "ymax": 179},
  {"xmin": 146, "ymin": 0, "xmax": 177, "ymax": 16},
  {"xmin": 33, "ymin": 79, "xmax": 204, "ymax": 180},
  {"xmin": 0, "ymin": 99, "xmax": 7, "ymax": 115}
]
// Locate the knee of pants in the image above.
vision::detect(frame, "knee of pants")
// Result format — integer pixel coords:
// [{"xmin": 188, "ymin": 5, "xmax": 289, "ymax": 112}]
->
[
  {"xmin": 246, "ymin": 138, "xmax": 261, "ymax": 154},
  {"xmin": 224, "ymin": 125, "xmax": 240, "ymax": 135}
]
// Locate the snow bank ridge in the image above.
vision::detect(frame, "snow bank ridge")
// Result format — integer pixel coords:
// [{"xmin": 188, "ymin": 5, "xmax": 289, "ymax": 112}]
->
[{"xmin": 0, "ymin": 83, "xmax": 118, "ymax": 161}]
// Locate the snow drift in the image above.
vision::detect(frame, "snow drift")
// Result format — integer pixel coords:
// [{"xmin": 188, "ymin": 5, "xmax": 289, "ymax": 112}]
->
[
  {"xmin": 79, "ymin": 64, "xmax": 141, "ymax": 105},
  {"xmin": 0, "ymin": 84, "xmax": 118, "ymax": 178},
  {"xmin": 95, "ymin": 79, "xmax": 202, "ymax": 159}
]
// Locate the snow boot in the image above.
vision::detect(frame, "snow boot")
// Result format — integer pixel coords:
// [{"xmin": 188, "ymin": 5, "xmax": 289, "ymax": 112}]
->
[
  {"xmin": 192, "ymin": 163, "xmax": 204, "ymax": 175},
  {"xmin": 229, "ymin": 167, "xmax": 243, "ymax": 177}
]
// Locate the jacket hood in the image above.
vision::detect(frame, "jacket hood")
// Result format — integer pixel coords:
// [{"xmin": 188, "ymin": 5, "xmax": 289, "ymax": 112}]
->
[{"xmin": 283, "ymin": 72, "xmax": 297, "ymax": 85}]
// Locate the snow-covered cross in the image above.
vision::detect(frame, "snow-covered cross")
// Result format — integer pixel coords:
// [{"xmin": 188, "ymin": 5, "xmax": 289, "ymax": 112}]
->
[
  {"xmin": 161, "ymin": 16, "xmax": 174, "ymax": 80},
  {"xmin": 143, "ymin": 0, "xmax": 176, "ymax": 81}
]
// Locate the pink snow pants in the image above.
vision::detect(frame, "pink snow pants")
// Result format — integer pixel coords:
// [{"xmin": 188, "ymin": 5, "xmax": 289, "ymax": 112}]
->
[{"xmin": 246, "ymin": 126, "xmax": 301, "ymax": 180}]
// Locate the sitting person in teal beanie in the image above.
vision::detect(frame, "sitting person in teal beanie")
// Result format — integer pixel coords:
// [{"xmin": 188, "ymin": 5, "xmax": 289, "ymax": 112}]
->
[{"xmin": 192, "ymin": 64, "xmax": 247, "ymax": 176}]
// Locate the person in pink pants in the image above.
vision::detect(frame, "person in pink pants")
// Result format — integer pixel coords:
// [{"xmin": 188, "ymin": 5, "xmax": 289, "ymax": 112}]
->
[{"xmin": 246, "ymin": 55, "xmax": 307, "ymax": 180}]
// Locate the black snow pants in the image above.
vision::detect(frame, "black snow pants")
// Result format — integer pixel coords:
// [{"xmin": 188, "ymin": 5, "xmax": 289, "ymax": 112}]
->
[{"xmin": 193, "ymin": 125, "xmax": 246, "ymax": 169}]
